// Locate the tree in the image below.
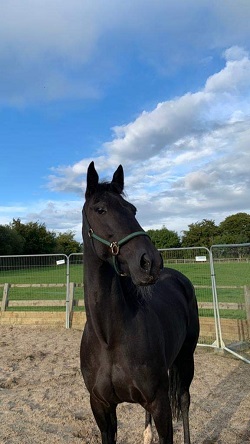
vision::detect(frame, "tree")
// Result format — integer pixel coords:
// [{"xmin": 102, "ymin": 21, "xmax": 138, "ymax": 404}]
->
[
  {"xmin": 147, "ymin": 226, "xmax": 181, "ymax": 249},
  {"xmin": 215, "ymin": 213, "xmax": 250, "ymax": 244},
  {"xmin": 0, "ymin": 225, "xmax": 25, "ymax": 255},
  {"xmin": 55, "ymin": 231, "xmax": 82, "ymax": 256},
  {"xmin": 181, "ymin": 219, "xmax": 219, "ymax": 248},
  {"xmin": 10, "ymin": 219, "xmax": 57, "ymax": 254}
]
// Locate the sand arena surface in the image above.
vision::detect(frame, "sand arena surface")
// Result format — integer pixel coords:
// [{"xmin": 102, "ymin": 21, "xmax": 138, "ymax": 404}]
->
[{"xmin": 0, "ymin": 326, "xmax": 249, "ymax": 443}]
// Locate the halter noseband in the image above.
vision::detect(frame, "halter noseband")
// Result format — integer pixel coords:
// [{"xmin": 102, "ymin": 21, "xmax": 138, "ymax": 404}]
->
[{"xmin": 84, "ymin": 210, "xmax": 150, "ymax": 276}]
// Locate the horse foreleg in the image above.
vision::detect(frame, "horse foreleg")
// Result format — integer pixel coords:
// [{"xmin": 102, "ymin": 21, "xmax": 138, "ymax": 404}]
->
[{"xmin": 90, "ymin": 396, "xmax": 117, "ymax": 444}]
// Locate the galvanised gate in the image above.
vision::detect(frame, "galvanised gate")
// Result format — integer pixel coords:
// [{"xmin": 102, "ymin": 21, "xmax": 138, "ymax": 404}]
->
[{"xmin": 1, "ymin": 244, "xmax": 249, "ymax": 363}]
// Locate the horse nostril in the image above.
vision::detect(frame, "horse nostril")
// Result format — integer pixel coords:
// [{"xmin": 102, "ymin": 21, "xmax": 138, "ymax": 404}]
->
[{"xmin": 140, "ymin": 253, "xmax": 151, "ymax": 272}]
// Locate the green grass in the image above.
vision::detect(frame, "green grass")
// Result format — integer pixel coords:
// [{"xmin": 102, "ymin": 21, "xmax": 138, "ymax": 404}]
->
[
  {"xmin": 7, "ymin": 306, "xmax": 66, "ymax": 312},
  {"xmin": 164, "ymin": 261, "xmax": 250, "ymax": 287},
  {"xmin": 164, "ymin": 262, "xmax": 211, "ymax": 282},
  {"xmin": 198, "ymin": 308, "xmax": 246, "ymax": 320},
  {"xmin": 194, "ymin": 286, "xmax": 245, "ymax": 304},
  {"xmin": 213, "ymin": 262, "xmax": 250, "ymax": 286},
  {"xmin": 7, "ymin": 287, "xmax": 66, "ymax": 301},
  {"xmin": 0, "ymin": 265, "xmax": 67, "ymax": 284},
  {"xmin": 0, "ymin": 264, "xmax": 84, "ymax": 285}
]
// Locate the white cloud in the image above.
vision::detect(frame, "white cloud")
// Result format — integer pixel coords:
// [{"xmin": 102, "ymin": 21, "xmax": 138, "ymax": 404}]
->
[
  {"xmin": 101, "ymin": 49, "xmax": 250, "ymax": 166},
  {"xmin": 0, "ymin": 200, "xmax": 83, "ymax": 241},
  {"xmin": 184, "ymin": 171, "xmax": 213, "ymax": 191},
  {"xmin": 224, "ymin": 46, "xmax": 249, "ymax": 61},
  {"xmin": 46, "ymin": 47, "xmax": 250, "ymax": 233},
  {"xmin": 26, "ymin": 200, "xmax": 83, "ymax": 239},
  {"xmin": 205, "ymin": 50, "xmax": 250, "ymax": 94},
  {"xmin": 105, "ymin": 92, "xmax": 210, "ymax": 164}
]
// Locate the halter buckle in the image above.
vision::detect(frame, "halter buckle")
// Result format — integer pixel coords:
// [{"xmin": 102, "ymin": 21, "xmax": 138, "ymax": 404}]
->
[
  {"xmin": 88, "ymin": 228, "xmax": 93, "ymax": 238},
  {"xmin": 110, "ymin": 242, "xmax": 120, "ymax": 256}
]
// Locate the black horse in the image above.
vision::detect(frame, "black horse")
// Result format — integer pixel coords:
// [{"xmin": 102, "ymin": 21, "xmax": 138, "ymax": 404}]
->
[{"xmin": 80, "ymin": 162, "xmax": 199, "ymax": 444}]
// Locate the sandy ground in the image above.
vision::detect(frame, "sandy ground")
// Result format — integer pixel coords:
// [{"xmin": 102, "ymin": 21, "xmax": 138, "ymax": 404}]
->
[{"xmin": 0, "ymin": 326, "xmax": 249, "ymax": 444}]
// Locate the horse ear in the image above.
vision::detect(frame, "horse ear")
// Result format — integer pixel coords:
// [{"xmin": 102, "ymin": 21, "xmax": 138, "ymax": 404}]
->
[
  {"xmin": 111, "ymin": 165, "xmax": 124, "ymax": 193},
  {"xmin": 85, "ymin": 161, "xmax": 99, "ymax": 198}
]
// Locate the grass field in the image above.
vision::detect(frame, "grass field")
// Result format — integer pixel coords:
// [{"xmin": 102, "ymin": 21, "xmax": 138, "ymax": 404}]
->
[
  {"xmin": 0, "ymin": 261, "xmax": 249, "ymax": 319},
  {"xmin": 164, "ymin": 261, "xmax": 250, "ymax": 287},
  {"xmin": 0, "ymin": 264, "xmax": 82, "ymax": 284}
]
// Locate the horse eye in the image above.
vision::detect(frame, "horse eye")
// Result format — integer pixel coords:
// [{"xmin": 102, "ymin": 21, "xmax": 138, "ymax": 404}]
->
[{"xmin": 96, "ymin": 207, "xmax": 106, "ymax": 215}]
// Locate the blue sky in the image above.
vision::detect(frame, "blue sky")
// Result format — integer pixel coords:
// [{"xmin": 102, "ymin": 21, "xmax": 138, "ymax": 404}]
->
[{"xmin": 1, "ymin": 0, "xmax": 250, "ymax": 241}]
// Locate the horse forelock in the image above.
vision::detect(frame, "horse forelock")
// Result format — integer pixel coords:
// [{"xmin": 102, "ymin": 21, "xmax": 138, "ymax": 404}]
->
[
  {"xmin": 85, "ymin": 179, "xmax": 124, "ymax": 200},
  {"xmin": 97, "ymin": 181, "xmax": 124, "ymax": 196}
]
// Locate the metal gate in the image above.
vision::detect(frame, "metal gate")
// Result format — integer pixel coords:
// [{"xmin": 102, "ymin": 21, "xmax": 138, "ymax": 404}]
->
[
  {"xmin": 159, "ymin": 247, "xmax": 219, "ymax": 348},
  {"xmin": 210, "ymin": 243, "xmax": 250, "ymax": 363},
  {"xmin": 1, "ymin": 246, "xmax": 249, "ymax": 363}
]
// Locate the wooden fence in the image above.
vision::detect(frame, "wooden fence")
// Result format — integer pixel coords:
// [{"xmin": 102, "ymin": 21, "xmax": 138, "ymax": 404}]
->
[{"xmin": 0, "ymin": 283, "xmax": 84, "ymax": 329}]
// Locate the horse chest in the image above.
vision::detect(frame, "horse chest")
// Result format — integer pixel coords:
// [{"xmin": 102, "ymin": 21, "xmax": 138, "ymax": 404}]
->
[
  {"xmin": 112, "ymin": 361, "xmax": 163, "ymax": 404},
  {"xmin": 87, "ymin": 341, "xmax": 167, "ymax": 406}
]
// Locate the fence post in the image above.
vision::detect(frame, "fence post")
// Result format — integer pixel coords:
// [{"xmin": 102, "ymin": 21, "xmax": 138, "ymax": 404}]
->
[
  {"xmin": 244, "ymin": 285, "xmax": 250, "ymax": 325},
  {"xmin": 69, "ymin": 282, "xmax": 75, "ymax": 328},
  {"xmin": 66, "ymin": 256, "xmax": 70, "ymax": 329},
  {"xmin": 209, "ymin": 249, "xmax": 222, "ymax": 348},
  {"xmin": 1, "ymin": 283, "xmax": 10, "ymax": 311}
]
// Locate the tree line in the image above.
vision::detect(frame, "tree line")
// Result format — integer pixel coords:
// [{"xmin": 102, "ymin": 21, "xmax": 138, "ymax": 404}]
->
[
  {"xmin": 0, "ymin": 219, "xmax": 82, "ymax": 256},
  {"xmin": 0, "ymin": 212, "xmax": 249, "ymax": 256},
  {"xmin": 147, "ymin": 212, "xmax": 250, "ymax": 249}
]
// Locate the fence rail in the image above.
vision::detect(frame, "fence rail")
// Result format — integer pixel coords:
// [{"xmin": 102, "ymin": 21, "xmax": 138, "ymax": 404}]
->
[
  {"xmin": 1, "ymin": 283, "xmax": 247, "ymax": 312},
  {"xmin": 0, "ymin": 244, "xmax": 249, "ymax": 363}
]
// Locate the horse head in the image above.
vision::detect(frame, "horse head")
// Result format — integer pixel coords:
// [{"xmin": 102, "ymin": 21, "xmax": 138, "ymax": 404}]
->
[{"xmin": 83, "ymin": 161, "xmax": 163, "ymax": 286}]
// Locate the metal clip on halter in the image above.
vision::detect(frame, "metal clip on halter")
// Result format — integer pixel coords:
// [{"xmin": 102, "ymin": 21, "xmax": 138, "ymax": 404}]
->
[{"xmin": 110, "ymin": 242, "xmax": 119, "ymax": 256}]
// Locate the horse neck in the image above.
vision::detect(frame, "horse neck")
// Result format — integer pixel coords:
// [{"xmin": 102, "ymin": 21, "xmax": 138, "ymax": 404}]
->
[{"xmin": 84, "ymin": 242, "xmax": 131, "ymax": 345}]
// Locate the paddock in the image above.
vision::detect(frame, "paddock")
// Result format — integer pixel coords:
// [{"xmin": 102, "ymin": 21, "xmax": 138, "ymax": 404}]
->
[{"xmin": 0, "ymin": 326, "xmax": 249, "ymax": 444}]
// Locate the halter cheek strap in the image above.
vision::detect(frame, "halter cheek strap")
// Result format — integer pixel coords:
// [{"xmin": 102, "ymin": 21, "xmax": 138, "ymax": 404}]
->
[{"xmin": 84, "ymin": 211, "xmax": 150, "ymax": 276}]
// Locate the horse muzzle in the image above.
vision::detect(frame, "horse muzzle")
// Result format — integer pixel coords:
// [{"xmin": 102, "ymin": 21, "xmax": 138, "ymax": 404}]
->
[{"xmin": 131, "ymin": 251, "xmax": 163, "ymax": 286}]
